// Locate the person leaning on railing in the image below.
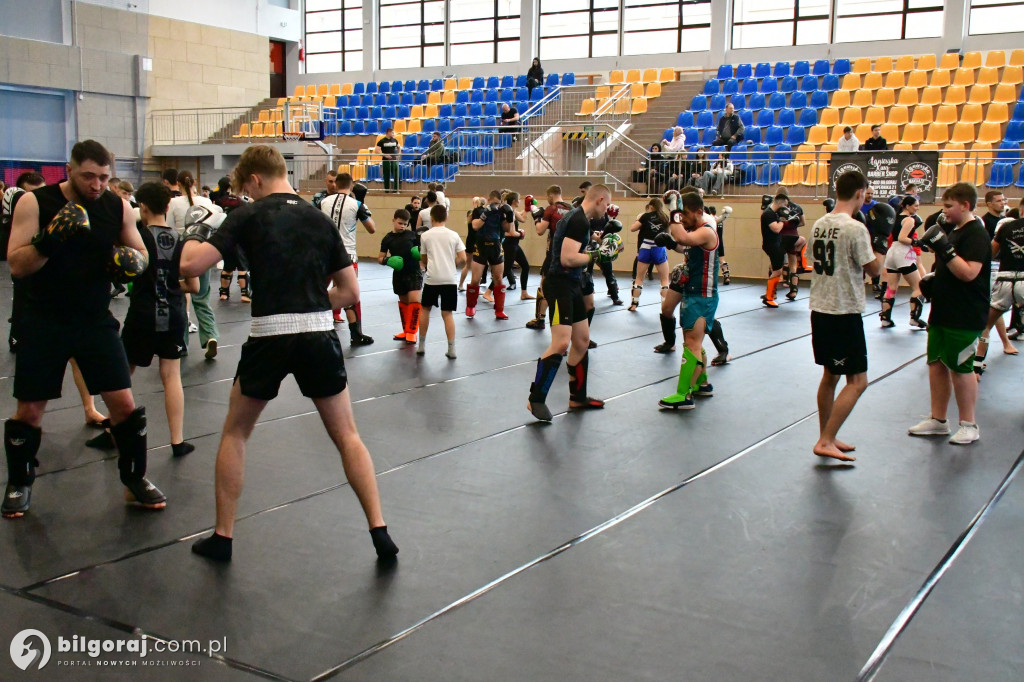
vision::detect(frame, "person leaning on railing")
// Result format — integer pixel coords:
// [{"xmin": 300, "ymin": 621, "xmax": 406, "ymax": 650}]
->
[{"xmin": 420, "ymin": 132, "xmax": 446, "ymax": 168}]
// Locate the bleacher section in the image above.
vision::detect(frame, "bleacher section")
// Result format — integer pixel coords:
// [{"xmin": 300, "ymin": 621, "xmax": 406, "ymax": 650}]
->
[
  {"xmin": 672, "ymin": 50, "xmax": 1024, "ymax": 189},
  {"xmin": 575, "ymin": 68, "xmax": 675, "ymax": 117}
]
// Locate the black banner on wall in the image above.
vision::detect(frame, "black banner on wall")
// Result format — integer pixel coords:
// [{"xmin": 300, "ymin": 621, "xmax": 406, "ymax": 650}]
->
[{"xmin": 828, "ymin": 151, "xmax": 939, "ymax": 203}]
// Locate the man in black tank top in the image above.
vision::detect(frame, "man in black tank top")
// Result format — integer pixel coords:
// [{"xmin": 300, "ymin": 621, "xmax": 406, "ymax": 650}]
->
[{"xmin": 3, "ymin": 140, "xmax": 166, "ymax": 518}]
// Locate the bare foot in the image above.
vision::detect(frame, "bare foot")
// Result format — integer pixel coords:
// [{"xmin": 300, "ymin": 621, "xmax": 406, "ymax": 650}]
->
[
  {"xmin": 84, "ymin": 411, "xmax": 107, "ymax": 427},
  {"xmin": 1003, "ymin": 345, "xmax": 1018, "ymax": 355},
  {"xmin": 834, "ymin": 439, "xmax": 856, "ymax": 452},
  {"xmin": 813, "ymin": 442, "xmax": 857, "ymax": 462}
]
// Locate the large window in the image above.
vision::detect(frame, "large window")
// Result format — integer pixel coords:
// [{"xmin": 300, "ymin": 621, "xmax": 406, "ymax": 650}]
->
[
  {"xmin": 304, "ymin": 0, "xmax": 363, "ymax": 74},
  {"xmin": 622, "ymin": 0, "xmax": 712, "ymax": 55},
  {"xmin": 834, "ymin": 0, "xmax": 943, "ymax": 42},
  {"xmin": 538, "ymin": 0, "xmax": 620, "ymax": 60},
  {"xmin": 732, "ymin": 0, "xmax": 829, "ymax": 49},
  {"xmin": 379, "ymin": 0, "xmax": 445, "ymax": 70},
  {"xmin": 969, "ymin": 0, "xmax": 1024, "ymax": 35},
  {"xmin": 449, "ymin": 0, "xmax": 521, "ymax": 65}
]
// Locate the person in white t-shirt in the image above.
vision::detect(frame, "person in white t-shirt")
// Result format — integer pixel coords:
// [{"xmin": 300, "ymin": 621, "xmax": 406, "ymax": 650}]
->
[
  {"xmin": 836, "ymin": 127, "xmax": 861, "ymax": 153},
  {"xmin": 430, "ymin": 182, "xmax": 451, "ymax": 210},
  {"xmin": 417, "ymin": 204, "xmax": 466, "ymax": 359},
  {"xmin": 809, "ymin": 170, "xmax": 881, "ymax": 462}
]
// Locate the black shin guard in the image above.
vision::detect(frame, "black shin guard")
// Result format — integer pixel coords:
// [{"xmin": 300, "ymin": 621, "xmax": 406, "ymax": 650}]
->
[
  {"xmin": 709, "ymin": 319, "xmax": 729, "ymax": 354},
  {"xmin": 567, "ymin": 351, "xmax": 590, "ymax": 401},
  {"xmin": 5, "ymin": 420, "xmax": 41, "ymax": 487},
  {"xmin": 111, "ymin": 407, "xmax": 148, "ymax": 484},
  {"xmin": 586, "ymin": 307, "xmax": 595, "ymax": 327},
  {"xmin": 660, "ymin": 314, "xmax": 676, "ymax": 347},
  {"xmin": 910, "ymin": 296, "xmax": 925, "ymax": 321}
]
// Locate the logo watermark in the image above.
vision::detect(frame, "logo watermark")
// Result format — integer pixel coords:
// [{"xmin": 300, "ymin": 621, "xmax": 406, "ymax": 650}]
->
[{"xmin": 9, "ymin": 629, "xmax": 227, "ymax": 670}]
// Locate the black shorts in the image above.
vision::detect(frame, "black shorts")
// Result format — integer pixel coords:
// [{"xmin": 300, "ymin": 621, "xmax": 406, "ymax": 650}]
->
[
  {"xmin": 544, "ymin": 276, "xmax": 588, "ymax": 326},
  {"xmin": 14, "ymin": 314, "xmax": 132, "ymax": 402},
  {"xmin": 236, "ymin": 331, "xmax": 347, "ymax": 400},
  {"xmin": 222, "ymin": 247, "xmax": 249, "ymax": 272},
  {"xmin": 780, "ymin": 235, "xmax": 802, "ymax": 255},
  {"xmin": 473, "ymin": 239, "xmax": 504, "ymax": 266},
  {"xmin": 122, "ymin": 324, "xmax": 187, "ymax": 367},
  {"xmin": 465, "ymin": 229, "xmax": 477, "ymax": 254},
  {"xmin": 580, "ymin": 270, "xmax": 595, "ymax": 296},
  {"xmin": 422, "ymin": 283, "xmax": 457, "ymax": 311},
  {"xmin": 762, "ymin": 242, "xmax": 786, "ymax": 271},
  {"xmin": 717, "ymin": 224, "xmax": 725, "ymax": 257},
  {"xmin": 393, "ymin": 270, "xmax": 424, "ymax": 296},
  {"xmin": 887, "ymin": 264, "xmax": 917, "ymax": 275},
  {"xmin": 811, "ymin": 311, "xmax": 867, "ymax": 376}
]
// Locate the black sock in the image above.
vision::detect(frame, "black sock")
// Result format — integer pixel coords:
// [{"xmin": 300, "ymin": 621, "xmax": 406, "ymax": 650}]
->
[
  {"xmin": 85, "ymin": 430, "xmax": 116, "ymax": 450},
  {"xmin": 709, "ymin": 319, "xmax": 728, "ymax": 354},
  {"xmin": 171, "ymin": 442, "xmax": 195, "ymax": 458},
  {"xmin": 192, "ymin": 532, "xmax": 232, "ymax": 562},
  {"xmin": 370, "ymin": 526, "xmax": 399, "ymax": 559}
]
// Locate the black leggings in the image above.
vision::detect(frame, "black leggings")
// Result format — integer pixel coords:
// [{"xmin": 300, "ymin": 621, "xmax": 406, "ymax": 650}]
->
[{"xmin": 503, "ymin": 239, "xmax": 530, "ymax": 290}]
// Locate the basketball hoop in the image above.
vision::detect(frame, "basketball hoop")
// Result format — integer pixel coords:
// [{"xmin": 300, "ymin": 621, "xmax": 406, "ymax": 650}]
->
[{"xmin": 282, "ymin": 131, "xmax": 303, "ymax": 142}]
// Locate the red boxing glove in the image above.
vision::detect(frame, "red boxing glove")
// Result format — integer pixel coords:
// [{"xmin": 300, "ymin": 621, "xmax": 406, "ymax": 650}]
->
[
  {"xmin": 524, "ymin": 194, "xmax": 534, "ymax": 207},
  {"xmin": 606, "ymin": 203, "xmax": 620, "ymax": 219}
]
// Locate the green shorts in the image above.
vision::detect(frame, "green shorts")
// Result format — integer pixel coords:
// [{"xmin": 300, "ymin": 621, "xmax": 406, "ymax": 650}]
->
[{"xmin": 927, "ymin": 324, "xmax": 982, "ymax": 374}]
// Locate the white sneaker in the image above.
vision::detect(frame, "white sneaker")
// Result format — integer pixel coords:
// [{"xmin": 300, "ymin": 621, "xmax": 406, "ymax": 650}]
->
[
  {"xmin": 908, "ymin": 417, "xmax": 951, "ymax": 436},
  {"xmin": 188, "ymin": 322, "xmax": 198, "ymax": 333},
  {"xmin": 949, "ymin": 421, "xmax": 980, "ymax": 445}
]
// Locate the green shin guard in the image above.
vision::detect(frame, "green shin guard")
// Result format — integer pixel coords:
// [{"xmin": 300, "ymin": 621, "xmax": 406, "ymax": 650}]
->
[{"xmin": 660, "ymin": 346, "xmax": 702, "ymax": 406}]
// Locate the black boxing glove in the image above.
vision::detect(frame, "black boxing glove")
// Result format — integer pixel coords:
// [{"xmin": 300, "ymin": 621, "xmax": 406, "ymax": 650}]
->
[
  {"xmin": 784, "ymin": 215, "xmax": 802, "ymax": 230},
  {"xmin": 761, "ymin": 194, "xmax": 773, "ymax": 210},
  {"xmin": 921, "ymin": 224, "xmax": 956, "ymax": 263},
  {"xmin": 919, "ymin": 271, "xmax": 936, "ymax": 301},
  {"xmin": 654, "ymin": 231, "xmax": 678, "ymax": 250},
  {"xmin": 822, "ymin": 198, "xmax": 836, "ymax": 213},
  {"xmin": 853, "ymin": 210, "xmax": 867, "ymax": 226},
  {"xmin": 32, "ymin": 201, "xmax": 91, "ymax": 257},
  {"xmin": 603, "ymin": 218, "xmax": 623, "ymax": 234}
]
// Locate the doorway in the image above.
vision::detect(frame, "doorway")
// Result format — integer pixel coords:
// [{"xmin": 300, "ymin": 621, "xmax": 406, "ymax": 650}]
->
[{"xmin": 270, "ymin": 40, "xmax": 286, "ymax": 99}]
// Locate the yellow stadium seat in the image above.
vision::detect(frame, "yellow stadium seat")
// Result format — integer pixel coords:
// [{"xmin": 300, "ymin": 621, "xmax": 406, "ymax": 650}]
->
[
  {"xmin": 806, "ymin": 125, "xmax": 828, "ymax": 145},
  {"xmin": 934, "ymin": 104, "xmax": 958, "ymax": 125},
  {"xmin": 874, "ymin": 88, "xmax": 896, "ymax": 107},
  {"xmin": 925, "ymin": 123, "xmax": 949, "ymax": 144},
  {"xmin": 609, "ymin": 70, "xmax": 624, "ymax": 85},
  {"xmin": 614, "ymin": 98, "xmax": 631, "ymax": 115},
  {"xmin": 427, "ymin": 91, "xmax": 441, "ymax": 105},
  {"xmin": 863, "ymin": 107, "xmax": 885, "ymax": 126},
  {"xmin": 841, "ymin": 73, "xmax": 861, "ymax": 91},
  {"xmin": 329, "ymin": 83, "xmax": 341, "ymax": 96},
  {"xmin": 1011, "ymin": 49, "xmax": 1024, "ymax": 67},
  {"xmin": 576, "ymin": 99, "xmax": 596, "ymax": 116},
  {"xmin": 894, "ymin": 55, "xmax": 916, "ymax": 73},
  {"xmin": 305, "ymin": 85, "xmax": 317, "ymax": 96},
  {"xmin": 317, "ymin": 84, "xmax": 328, "ymax": 97},
  {"xmin": 962, "ymin": 51, "xmax": 982, "ymax": 69},
  {"xmin": 803, "ymin": 162, "xmax": 828, "ymax": 186},
  {"xmin": 626, "ymin": 69, "xmax": 642, "ymax": 83},
  {"xmin": 855, "ymin": 123, "xmax": 873, "ymax": 141},
  {"xmin": 642, "ymin": 68, "xmax": 658, "ymax": 83},
  {"xmin": 292, "ymin": 85, "xmax": 304, "ymax": 98},
  {"xmin": 905, "ymin": 70, "xmax": 929, "ymax": 89},
  {"xmin": 986, "ymin": 50, "xmax": 1007, "ymax": 68},
  {"xmin": 630, "ymin": 82, "xmax": 644, "ymax": 98},
  {"xmin": 840, "ymin": 105, "xmax": 862, "ymax": 128},
  {"xmin": 893, "ymin": 142, "xmax": 913, "ymax": 151},
  {"xmin": 950, "ymin": 122, "xmax": 976, "ymax": 144},
  {"xmin": 887, "ymin": 106, "xmax": 909, "ymax": 126},
  {"xmin": 851, "ymin": 57, "xmax": 871, "ymax": 75},
  {"xmin": 792, "ymin": 144, "xmax": 815, "ymax": 166},
  {"xmin": 975, "ymin": 66, "xmax": 999, "ymax": 86},
  {"xmin": 258, "ymin": 110, "xmax": 270, "ymax": 122},
  {"xmin": 967, "ymin": 84, "xmax": 990, "ymax": 104},
  {"xmin": 920, "ymin": 86, "xmax": 943, "ymax": 106},
  {"xmin": 901, "ymin": 123, "xmax": 925, "ymax": 145},
  {"xmin": 253, "ymin": 122, "xmax": 268, "ymax": 137},
  {"xmin": 596, "ymin": 85, "xmax": 611, "ymax": 99},
  {"xmin": 953, "ymin": 68, "xmax": 975, "ymax": 87},
  {"xmin": 410, "ymin": 105, "xmax": 424, "ymax": 119},
  {"xmin": 993, "ymin": 83, "xmax": 1019, "ymax": 103},
  {"xmin": 341, "ymin": 82, "xmax": 354, "ymax": 95},
  {"xmin": 406, "ymin": 119, "xmax": 421, "ymax": 134},
  {"xmin": 930, "ymin": 69, "xmax": 952, "ymax": 88},
  {"xmin": 881, "ymin": 123, "xmax": 900, "ymax": 141},
  {"xmin": 937, "ymin": 161, "xmax": 960, "ymax": 186},
  {"xmin": 272, "ymin": 108, "xmax": 283, "ymax": 121},
  {"xmin": 944, "ymin": 85, "xmax": 966, "ymax": 106},
  {"xmin": 874, "ymin": 56, "xmax": 893, "ymax": 74},
  {"xmin": 961, "ymin": 161, "xmax": 988, "ymax": 185},
  {"xmin": 917, "ymin": 54, "xmax": 937, "ymax": 71},
  {"xmin": 939, "ymin": 53, "xmax": 960, "ymax": 70},
  {"xmin": 234, "ymin": 122, "xmax": 250, "ymax": 138},
  {"xmin": 918, "ymin": 142, "xmax": 939, "ymax": 151},
  {"xmin": 884, "ymin": 71, "xmax": 906, "ymax": 90},
  {"xmin": 1001, "ymin": 66, "xmax": 1023, "ymax": 85},
  {"xmin": 986, "ymin": 102, "xmax": 1009, "ymax": 124},
  {"xmin": 458, "ymin": 77, "xmax": 472, "ymax": 90},
  {"xmin": 830, "ymin": 90, "xmax": 852, "ymax": 109},
  {"xmin": 393, "ymin": 119, "xmax": 406, "ymax": 134},
  {"xmin": 851, "ymin": 89, "xmax": 873, "ymax": 108},
  {"xmin": 819, "ymin": 107, "xmax": 840, "ymax": 127},
  {"xmin": 444, "ymin": 78, "xmax": 457, "ymax": 91},
  {"xmin": 941, "ymin": 142, "xmax": 966, "ymax": 160},
  {"xmin": 862, "ymin": 72, "xmax": 883, "ymax": 90},
  {"xmin": 424, "ymin": 103, "xmax": 438, "ymax": 118},
  {"xmin": 630, "ymin": 97, "xmax": 647, "ymax": 115},
  {"xmin": 646, "ymin": 82, "xmax": 662, "ymax": 98},
  {"xmin": 976, "ymin": 121, "xmax": 1002, "ymax": 144},
  {"xmin": 659, "ymin": 67, "xmax": 676, "ymax": 82},
  {"xmin": 276, "ymin": 98, "xmax": 286, "ymax": 106},
  {"xmin": 323, "ymin": 95, "xmax": 336, "ymax": 108},
  {"xmin": 911, "ymin": 105, "xmax": 934, "ymax": 125},
  {"xmin": 780, "ymin": 163, "xmax": 803, "ymax": 186},
  {"xmin": 974, "ymin": 143, "xmax": 996, "ymax": 163},
  {"xmin": 896, "ymin": 88, "xmax": 920, "ymax": 107},
  {"xmin": 441, "ymin": 90, "xmax": 455, "ymax": 105}
]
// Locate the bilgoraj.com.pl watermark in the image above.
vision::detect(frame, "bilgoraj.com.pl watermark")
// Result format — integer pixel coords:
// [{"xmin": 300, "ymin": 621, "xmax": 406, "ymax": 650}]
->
[{"xmin": 10, "ymin": 628, "xmax": 227, "ymax": 671}]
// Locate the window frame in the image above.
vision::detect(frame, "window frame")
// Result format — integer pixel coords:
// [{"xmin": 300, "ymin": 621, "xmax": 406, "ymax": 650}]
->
[
  {"xmin": 378, "ymin": 0, "xmax": 447, "ymax": 70},
  {"xmin": 537, "ymin": 0, "xmax": 622, "ymax": 60},
  {"xmin": 833, "ymin": 0, "xmax": 944, "ymax": 42},
  {"xmin": 967, "ymin": 0, "xmax": 1024, "ymax": 35},
  {"xmin": 621, "ymin": 0, "xmax": 712, "ymax": 55},
  {"xmin": 731, "ymin": 0, "xmax": 830, "ymax": 49},
  {"xmin": 448, "ymin": 0, "xmax": 522, "ymax": 66},
  {"xmin": 303, "ymin": 0, "xmax": 364, "ymax": 74}
]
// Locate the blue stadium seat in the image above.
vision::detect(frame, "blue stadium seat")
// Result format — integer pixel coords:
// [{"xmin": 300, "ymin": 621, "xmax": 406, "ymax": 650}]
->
[
  {"xmin": 1016, "ymin": 164, "xmax": 1024, "ymax": 187},
  {"xmin": 397, "ymin": 104, "xmax": 411, "ymax": 118},
  {"xmin": 760, "ymin": 78, "xmax": 778, "ymax": 94},
  {"xmin": 747, "ymin": 92, "xmax": 766, "ymax": 110},
  {"xmin": 777, "ymin": 108, "xmax": 796, "ymax": 127},
  {"xmin": 676, "ymin": 112, "xmax": 694, "ymax": 128},
  {"xmin": 697, "ymin": 110, "xmax": 714, "ymax": 128},
  {"xmin": 469, "ymin": 102, "xmax": 483, "ymax": 117},
  {"xmin": 774, "ymin": 62, "xmax": 790, "ymax": 78},
  {"xmin": 701, "ymin": 128, "xmax": 717, "ymax": 145},
  {"xmin": 356, "ymin": 106, "xmax": 369, "ymax": 119},
  {"xmin": 482, "ymin": 115, "xmax": 498, "ymax": 129},
  {"xmin": 812, "ymin": 59, "xmax": 830, "ymax": 77},
  {"xmin": 764, "ymin": 125, "xmax": 784, "ymax": 146},
  {"xmin": 384, "ymin": 105, "xmax": 397, "ymax": 119},
  {"xmin": 738, "ymin": 108, "xmax": 754, "ymax": 126},
  {"xmin": 500, "ymin": 89, "xmax": 513, "ymax": 102},
  {"xmin": 421, "ymin": 119, "xmax": 436, "ymax": 134},
  {"xmin": 414, "ymin": 91, "xmax": 428, "ymax": 105},
  {"xmin": 487, "ymin": 76, "xmax": 500, "ymax": 88},
  {"xmin": 336, "ymin": 120, "xmax": 351, "ymax": 136},
  {"xmin": 717, "ymin": 64, "xmax": 733, "ymax": 80},
  {"xmin": 472, "ymin": 76, "xmax": 485, "ymax": 89},
  {"xmin": 561, "ymin": 73, "xmax": 575, "ymax": 85},
  {"xmin": 684, "ymin": 127, "xmax": 699, "ymax": 144},
  {"xmin": 467, "ymin": 116, "xmax": 481, "ymax": 128},
  {"xmin": 745, "ymin": 125, "xmax": 762, "ymax": 144},
  {"xmin": 766, "ymin": 92, "xmax": 787, "ymax": 110},
  {"xmin": 988, "ymin": 163, "xmax": 1015, "ymax": 187},
  {"xmin": 793, "ymin": 60, "xmax": 810, "ymax": 78},
  {"xmin": 755, "ymin": 62, "xmax": 772, "ymax": 79},
  {"xmin": 773, "ymin": 143, "xmax": 793, "ymax": 164},
  {"xmin": 741, "ymin": 78, "xmax": 758, "ymax": 95},
  {"xmin": 545, "ymin": 73, "xmax": 558, "ymax": 87},
  {"xmin": 832, "ymin": 59, "xmax": 851, "ymax": 75},
  {"xmin": 387, "ymin": 93, "xmax": 401, "ymax": 106},
  {"xmin": 789, "ymin": 91, "xmax": 808, "ymax": 110},
  {"xmin": 350, "ymin": 120, "xmax": 364, "ymax": 135},
  {"xmin": 756, "ymin": 163, "xmax": 781, "ymax": 186},
  {"xmin": 438, "ymin": 118, "xmax": 452, "ymax": 134},
  {"xmin": 438, "ymin": 104, "xmax": 452, "ymax": 118},
  {"xmin": 798, "ymin": 107, "xmax": 818, "ymax": 127},
  {"xmin": 704, "ymin": 79, "xmax": 720, "ymax": 95},
  {"xmin": 721, "ymin": 78, "xmax": 739, "ymax": 96},
  {"xmin": 785, "ymin": 125, "xmax": 806, "ymax": 145},
  {"xmin": 486, "ymin": 89, "xmax": 500, "ymax": 102},
  {"xmin": 343, "ymin": 106, "xmax": 356, "ymax": 120},
  {"xmin": 379, "ymin": 81, "xmax": 391, "ymax": 94},
  {"xmin": 1013, "ymin": 101, "xmax": 1024, "ymax": 122},
  {"xmin": 370, "ymin": 106, "xmax": 383, "ymax": 119},
  {"xmin": 997, "ymin": 142, "xmax": 1020, "ymax": 162},
  {"xmin": 353, "ymin": 82, "xmax": 365, "ymax": 95},
  {"xmin": 735, "ymin": 63, "xmax": 752, "ymax": 80},
  {"xmin": 401, "ymin": 92, "xmax": 414, "ymax": 106},
  {"xmin": 455, "ymin": 90, "xmax": 469, "ymax": 104},
  {"xmin": 779, "ymin": 76, "xmax": 798, "ymax": 93},
  {"xmin": 405, "ymin": 80, "xmax": 417, "ymax": 92},
  {"xmin": 809, "ymin": 90, "xmax": 830, "ymax": 109},
  {"xmin": 688, "ymin": 95, "xmax": 707, "ymax": 112},
  {"xmin": 756, "ymin": 109, "xmax": 775, "ymax": 127},
  {"xmin": 366, "ymin": 164, "xmax": 381, "ymax": 183},
  {"xmin": 1006, "ymin": 121, "xmax": 1024, "ymax": 144},
  {"xmin": 799, "ymin": 75, "xmax": 818, "ymax": 93},
  {"xmin": 517, "ymin": 75, "xmax": 528, "ymax": 88},
  {"xmin": 391, "ymin": 80, "xmax": 403, "ymax": 93},
  {"xmin": 365, "ymin": 82, "xmax": 378, "ymax": 94},
  {"xmin": 530, "ymin": 88, "xmax": 545, "ymax": 101},
  {"xmin": 663, "ymin": 128, "xmax": 673, "ymax": 142},
  {"xmin": 484, "ymin": 102, "xmax": 498, "ymax": 117},
  {"xmin": 502, "ymin": 75, "xmax": 515, "ymax": 88},
  {"xmin": 708, "ymin": 94, "xmax": 727, "ymax": 112},
  {"xmin": 418, "ymin": 79, "xmax": 430, "ymax": 91},
  {"xmin": 469, "ymin": 89, "xmax": 484, "ymax": 103},
  {"xmin": 474, "ymin": 149, "xmax": 493, "ymax": 166},
  {"xmin": 431, "ymin": 78, "xmax": 443, "ymax": 91},
  {"xmin": 452, "ymin": 116, "xmax": 466, "ymax": 130},
  {"xmin": 364, "ymin": 120, "xmax": 378, "ymax": 136},
  {"xmin": 821, "ymin": 74, "xmax": 839, "ymax": 92}
]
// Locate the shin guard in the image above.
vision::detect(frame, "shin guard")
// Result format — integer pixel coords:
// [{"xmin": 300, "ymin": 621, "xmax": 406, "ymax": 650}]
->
[
  {"xmin": 660, "ymin": 314, "xmax": 676, "ymax": 347},
  {"xmin": 466, "ymin": 284, "xmax": 480, "ymax": 309},
  {"xmin": 529, "ymin": 354, "xmax": 563, "ymax": 403},
  {"xmin": 238, "ymin": 272, "xmax": 250, "ymax": 298},
  {"xmin": 567, "ymin": 352, "xmax": 602, "ymax": 407},
  {"xmin": 406, "ymin": 303, "xmax": 420, "ymax": 340},
  {"xmin": 493, "ymin": 284, "xmax": 507, "ymax": 317},
  {"xmin": 394, "ymin": 301, "xmax": 409, "ymax": 340},
  {"xmin": 111, "ymin": 407, "xmax": 148, "ymax": 484},
  {"xmin": 5, "ymin": 420, "xmax": 41, "ymax": 486},
  {"xmin": 534, "ymin": 289, "xmax": 545, "ymax": 318},
  {"xmin": 709, "ymin": 319, "xmax": 728, "ymax": 354},
  {"xmin": 765, "ymin": 276, "xmax": 780, "ymax": 302},
  {"xmin": 721, "ymin": 261, "xmax": 731, "ymax": 285},
  {"xmin": 661, "ymin": 346, "xmax": 702, "ymax": 406}
]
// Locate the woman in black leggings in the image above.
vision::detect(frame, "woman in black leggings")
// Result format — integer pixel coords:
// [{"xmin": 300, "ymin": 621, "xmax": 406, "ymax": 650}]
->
[{"xmin": 503, "ymin": 192, "xmax": 534, "ymax": 300}]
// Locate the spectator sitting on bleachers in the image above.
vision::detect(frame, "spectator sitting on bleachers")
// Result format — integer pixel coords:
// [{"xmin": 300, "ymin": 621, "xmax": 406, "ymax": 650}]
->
[
  {"xmin": 420, "ymin": 132, "xmax": 446, "ymax": 168},
  {"xmin": 863, "ymin": 124, "xmax": 888, "ymax": 151},
  {"xmin": 713, "ymin": 102, "xmax": 744, "ymax": 150},
  {"xmin": 702, "ymin": 152, "xmax": 733, "ymax": 196},
  {"xmin": 662, "ymin": 126, "xmax": 687, "ymax": 181},
  {"xmin": 527, "ymin": 58, "xmax": 544, "ymax": 96},
  {"xmin": 837, "ymin": 126, "xmax": 861, "ymax": 152},
  {"xmin": 500, "ymin": 103, "xmax": 521, "ymax": 134},
  {"xmin": 634, "ymin": 143, "xmax": 668, "ymax": 194},
  {"xmin": 669, "ymin": 147, "xmax": 708, "ymax": 192}
]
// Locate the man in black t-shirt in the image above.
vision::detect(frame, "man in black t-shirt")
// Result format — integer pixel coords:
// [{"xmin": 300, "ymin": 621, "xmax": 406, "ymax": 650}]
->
[
  {"xmin": 911, "ymin": 183, "xmax": 991, "ymax": 446},
  {"xmin": 179, "ymin": 145, "xmax": 397, "ymax": 563},
  {"xmin": 312, "ymin": 170, "xmax": 337, "ymax": 210},
  {"xmin": 976, "ymin": 214, "xmax": 1024, "ymax": 368},
  {"xmin": 526, "ymin": 185, "xmax": 574, "ymax": 330},
  {"xmin": 377, "ymin": 128, "xmax": 401, "ymax": 194},
  {"xmin": 467, "ymin": 189, "xmax": 514, "ymax": 319},
  {"xmin": 978, "ymin": 190, "xmax": 1019, "ymax": 350},
  {"xmin": 760, "ymin": 193, "xmax": 794, "ymax": 308},
  {"xmin": 527, "ymin": 184, "xmax": 611, "ymax": 422},
  {"xmin": 4, "ymin": 140, "xmax": 166, "ymax": 517},
  {"xmin": 500, "ymin": 103, "xmax": 520, "ymax": 134},
  {"xmin": 862, "ymin": 125, "xmax": 888, "ymax": 151}
]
